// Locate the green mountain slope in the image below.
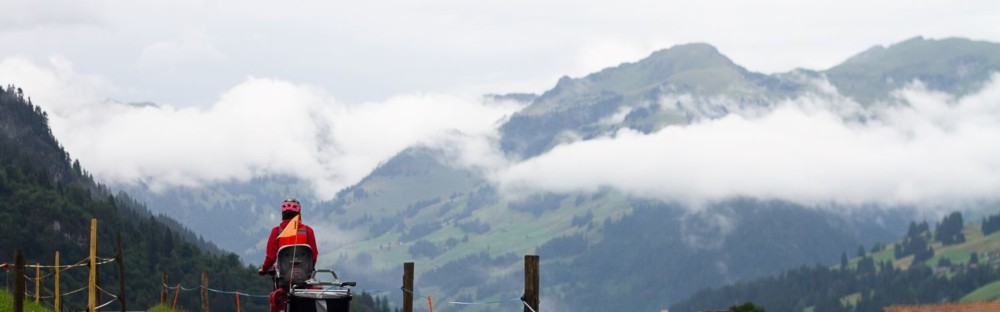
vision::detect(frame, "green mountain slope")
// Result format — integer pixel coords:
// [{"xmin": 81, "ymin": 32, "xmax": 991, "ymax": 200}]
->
[
  {"xmin": 120, "ymin": 37, "xmax": 1000, "ymax": 311},
  {"xmin": 316, "ymin": 147, "xmax": 633, "ymax": 268},
  {"xmin": 316, "ymin": 146, "xmax": 910, "ymax": 310},
  {"xmin": 670, "ymin": 211, "xmax": 1000, "ymax": 312},
  {"xmin": 962, "ymin": 280, "xmax": 1000, "ymax": 302},
  {"xmin": 311, "ymin": 37, "xmax": 1000, "ymax": 311},
  {"xmin": 827, "ymin": 36, "xmax": 1000, "ymax": 103}
]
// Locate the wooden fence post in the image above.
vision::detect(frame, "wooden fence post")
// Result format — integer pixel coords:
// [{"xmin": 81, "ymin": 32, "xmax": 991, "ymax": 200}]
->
[
  {"xmin": 14, "ymin": 249, "xmax": 24, "ymax": 312},
  {"xmin": 172, "ymin": 283, "xmax": 181, "ymax": 311},
  {"xmin": 524, "ymin": 255, "xmax": 539, "ymax": 312},
  {"xmin": 161, "ymin": 272, "xmax": 168, "ymax": 305},
  {"xmin": 55, "ymin": 251, "xmax": 60, "ymax": 312},
  {"xmin": 34, "ymin": 262, "xmax": 40, "ymax": 303},
  {"xmin": 88, "ymin": 218, "xmax": 97, "ymax": 312},
  {"xmin": 201, "ymin": 271, "xmax": 209, "ymax": 312},
  {"xmin": 403, "ymin": 262, "xmax": 414, "ymax": 312},
  {"xmin": 117, "ymin": 232, "xmax": 127, "ymax": 312}
]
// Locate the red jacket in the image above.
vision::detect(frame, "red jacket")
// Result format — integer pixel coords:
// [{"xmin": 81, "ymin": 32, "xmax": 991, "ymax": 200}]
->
[{"xmin": 261, "ymin": 219, "xmax": 318, "ymax": 271}]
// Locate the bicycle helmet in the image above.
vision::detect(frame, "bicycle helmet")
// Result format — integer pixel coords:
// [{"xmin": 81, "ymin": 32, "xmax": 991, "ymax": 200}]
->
[{"xmin": 281, "ymin": 198, "xmax": 301, "ymax": 212}]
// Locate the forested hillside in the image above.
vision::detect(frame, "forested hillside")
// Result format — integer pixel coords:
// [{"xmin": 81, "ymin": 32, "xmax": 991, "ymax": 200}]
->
[
  {"xmin": 0, "ymin": 85, "xmax": 273, "ymax": 310},
  {"xmin": 670, "ymin": 211, "xmax": 1000, "ymax": 312},
  {"xmin": 0, "ymin": 85, "xmax": 392, "ymax": 311}
]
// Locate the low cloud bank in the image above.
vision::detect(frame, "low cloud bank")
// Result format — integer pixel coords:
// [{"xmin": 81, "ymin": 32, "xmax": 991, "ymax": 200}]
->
[
  {"xmin": 497, "ymin": 78, "xmax": 1000, "ymax": 210},
  {"xmin": 1, "ymin": 57, "xmax": 524, "ymax": 199},
  {"xmin": 6, "ymin": 56, "xmax": 1000, "ymax": 211}
]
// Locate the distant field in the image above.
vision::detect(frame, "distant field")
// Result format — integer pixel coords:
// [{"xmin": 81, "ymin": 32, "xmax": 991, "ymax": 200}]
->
[
  {"xmin": 963, "ymin": 280, "xmax": 1000, "ymax": 302},
  {"xmin": 927, "ymin": 225, "xmax": 1000, "ymax": 267}
]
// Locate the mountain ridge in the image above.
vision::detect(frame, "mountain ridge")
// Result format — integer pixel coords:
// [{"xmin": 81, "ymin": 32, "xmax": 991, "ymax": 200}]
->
[
  {"xmin": 110, "ymin": 36, "xmax": 1000, "ymax": 311},
  {"xmin": 827, "ymin": 36, "xmax": 1000, "ymax": 102}
]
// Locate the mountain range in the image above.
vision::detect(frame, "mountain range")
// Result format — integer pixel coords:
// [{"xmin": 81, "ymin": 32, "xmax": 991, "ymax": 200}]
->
[{"xmin": 115, "ymin": 36, "xmax": 1000, "ymax": 311}]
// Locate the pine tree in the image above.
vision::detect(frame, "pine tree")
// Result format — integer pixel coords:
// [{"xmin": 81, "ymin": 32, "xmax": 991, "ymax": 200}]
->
[{"xmin": 935, "ymin": 212, "xmax": 965, "ymax": 246}]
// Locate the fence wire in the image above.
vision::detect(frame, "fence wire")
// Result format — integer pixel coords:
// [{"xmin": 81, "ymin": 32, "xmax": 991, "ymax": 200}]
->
[
  {"xmin": 162, "ymin": 283, "xmax": 271, "ymax": 298},
  {"xmin": 7, "ymin": 257, "xmax": 545, "ymax": 311}
]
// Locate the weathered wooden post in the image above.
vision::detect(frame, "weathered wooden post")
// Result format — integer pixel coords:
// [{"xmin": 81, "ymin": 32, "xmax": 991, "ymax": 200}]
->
[
  {"xmin": 34, "ymin": 262, "xmax": 40, "ymax": 303},
  {"xmin": 89, "ymin": 218, "xmax": 97, "ymax": 312},
  {"xmin": 201, "ymin": 271, "xmax": 209, "ymax": 312},
  {"xmin": 14, "ymin": 249, "xmax": 25, "ymax": 312},
  {"xmin": 161, "ymin": 272, "xmax": 168, "ymax": 305},
  {"xmin": 117, "ymin": 232, "xmax": 127, "ymax": 312},
  {"xmin": 403, "ymin": 262, "xmax": 414, "ymax": 312},
  {"xmin": 172, "ymin": 283, "xmax": 181, "ymax": 311},
  {"xmin": 524, "ymin": 255, "xmax": 539, "ymax": 312},
  {"xmin": 55, "ymin": 251, "xmax": 60, "ymax": 312}
]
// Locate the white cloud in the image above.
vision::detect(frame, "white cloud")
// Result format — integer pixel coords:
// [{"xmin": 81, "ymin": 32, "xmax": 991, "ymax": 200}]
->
[
  {"xmin": 0, "ymin": 56, "xmax": 115, "ymax": 113},
  {"xmin": 137, "ymin": 39, "xmax": 227, "ymax": 69},
  {"xmin": 496, "ymin": 77, "xmax": 1000, "ymax": 210},
  {"xmin": 6, "ymin": 54, "xmax": 1000, "ymax": 213},
  {"xmin": 1, "ymin": 57, "xmax": 524, "ymax": 199}
]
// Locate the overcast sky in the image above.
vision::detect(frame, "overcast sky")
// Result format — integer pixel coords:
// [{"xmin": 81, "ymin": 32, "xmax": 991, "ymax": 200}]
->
[
  {"xmin": 3, "ymin": 0, "xmax": 998, "ymax": 105},
  {"xmin": 2, "ymin": 0, "xmax": 1000, "ymax": 208}
]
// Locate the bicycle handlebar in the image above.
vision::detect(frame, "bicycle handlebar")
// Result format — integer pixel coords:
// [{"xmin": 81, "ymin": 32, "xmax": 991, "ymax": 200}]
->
[{"xmin": 260, "ymin": 268, "xmax": 356, "ymax": 288}]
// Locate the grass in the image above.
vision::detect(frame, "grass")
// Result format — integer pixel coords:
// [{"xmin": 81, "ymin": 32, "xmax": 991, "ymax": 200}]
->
[
  {"xmin": 149, "ymin": 303, "xmax": 189, "ymax": 312},
  {"xmin": 841, "ymin": 292, "xmax": 862, "ymax": 307},
  {"xmin": 1, "ymin": 289, "xmax": 187, "ymax": 312},
  {"xmin": 0, "ymin": 289, "xmax": 52, "ymax": 312},
  {"xmin": 962, "ymin": 280, "xmax": 1000, "ymax": 302},
  {"xmin": 926, "ymin": 225, "xmax": 1000, "ymax": 267}
]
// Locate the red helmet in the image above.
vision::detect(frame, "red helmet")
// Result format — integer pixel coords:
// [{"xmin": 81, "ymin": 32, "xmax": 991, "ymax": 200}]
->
[{"xmin": 281, "ymin": 198, "xmax": 301, "ymax": 212}]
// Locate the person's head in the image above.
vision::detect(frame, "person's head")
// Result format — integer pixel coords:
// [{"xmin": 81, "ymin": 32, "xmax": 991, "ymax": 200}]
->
[{"xmin": 281, "ymin": 198, "xmax": 301, "ymax": 220}]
